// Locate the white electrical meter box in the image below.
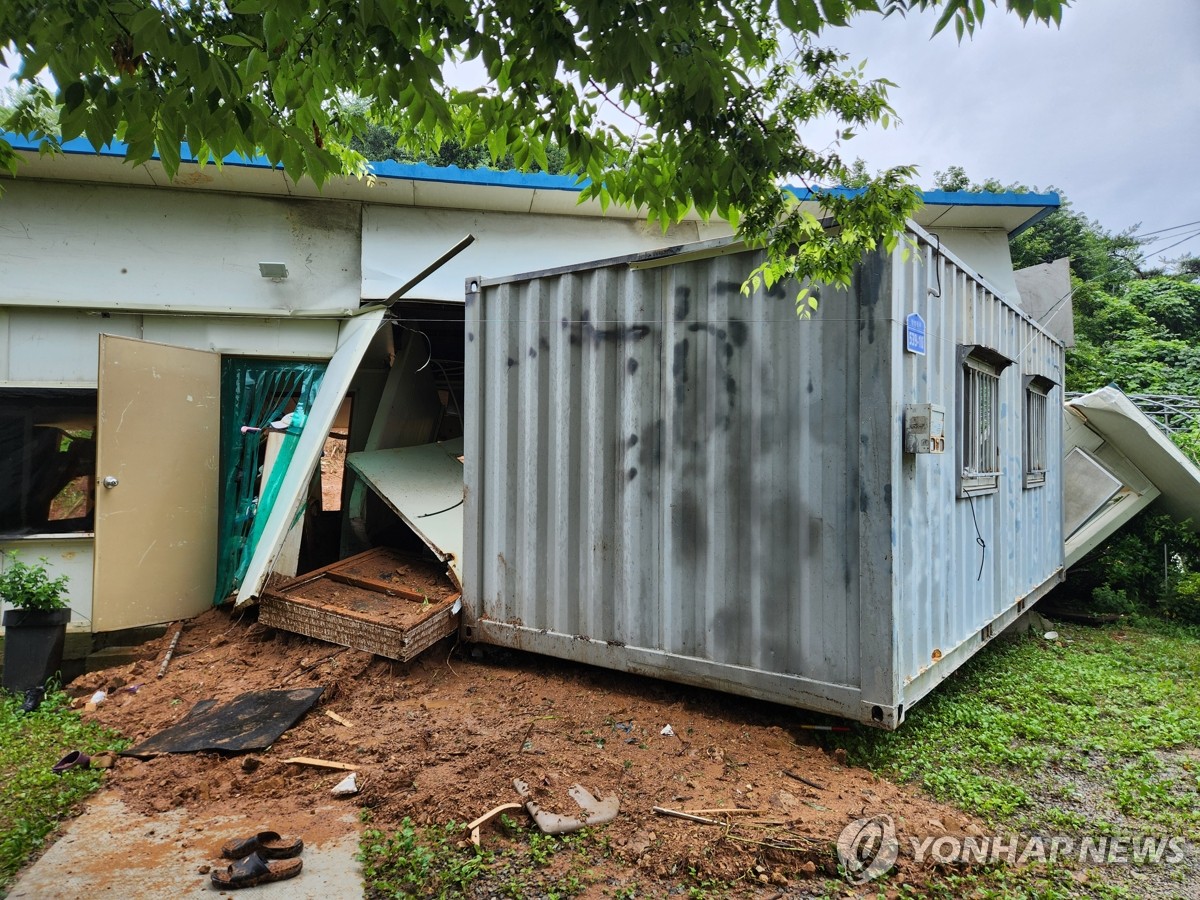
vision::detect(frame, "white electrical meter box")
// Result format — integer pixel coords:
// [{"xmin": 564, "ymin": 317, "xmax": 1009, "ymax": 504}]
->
[{"xmin": 904, "ymin": 403, "xmax": 946, "ymax": 454}]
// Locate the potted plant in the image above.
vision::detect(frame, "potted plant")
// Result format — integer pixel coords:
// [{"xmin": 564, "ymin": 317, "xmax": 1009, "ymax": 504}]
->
[{"xmin": 1, "ymin": 551, "xmax": 71, "ymax": 708}]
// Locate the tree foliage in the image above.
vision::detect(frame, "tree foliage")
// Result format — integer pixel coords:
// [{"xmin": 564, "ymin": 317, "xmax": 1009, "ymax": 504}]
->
[{"xmin": 0, "ymin": 0, "xmax": 1069, "ymax": 306}]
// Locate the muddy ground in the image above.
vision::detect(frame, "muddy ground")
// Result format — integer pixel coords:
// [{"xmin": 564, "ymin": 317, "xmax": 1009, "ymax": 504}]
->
[{"xmin": 58, "ymin": 603, "xmax": 990, "ymax": 898}]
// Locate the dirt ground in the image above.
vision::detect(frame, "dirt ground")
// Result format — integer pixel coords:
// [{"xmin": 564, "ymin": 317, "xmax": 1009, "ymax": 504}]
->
[{"xmin": 61, "ymin": 603, "xmax": 988, "ymax": 897}]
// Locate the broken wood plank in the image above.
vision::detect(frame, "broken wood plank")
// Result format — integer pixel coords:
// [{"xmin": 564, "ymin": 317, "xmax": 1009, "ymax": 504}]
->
[
  {"xmin": 157, "ymin": 623, "xmax": 184, "ymax": 679},
  {"xmin": 683, "ymin": 808, "xmax": 767, "ymax": 817},
  {"xmin": 652, "ymin": 806, "xmax": 726, "ymax": 827},
  {"xmin": 323, "ymin": 710, "xmax": 354, "ymax": 728},
  {"xmin": 282, "ymin": 757, "xmax": 356, "ymax": 771},
  {"xmin": 467, "ymin": 802, "xmax": 525, "ymax": 846},
  {"xmin": 326, "ymin": 571, "xmax": 431, "ymax": 602}
]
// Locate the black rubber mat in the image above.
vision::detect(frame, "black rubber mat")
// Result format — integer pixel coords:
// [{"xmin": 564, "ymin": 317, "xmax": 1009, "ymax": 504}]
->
[{"xmin": 124, "ymin": 687, "xmax": 323, "ymax": 757}]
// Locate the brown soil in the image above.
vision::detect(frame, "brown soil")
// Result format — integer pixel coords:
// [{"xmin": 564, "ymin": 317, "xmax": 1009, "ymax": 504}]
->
[
  {"xmin": 320, "ymin": 434, "xmax": 346, "ymax": 512},
  {"xmin": 69, "ymin": 607, "xmax": 982, "ymax": 897}
]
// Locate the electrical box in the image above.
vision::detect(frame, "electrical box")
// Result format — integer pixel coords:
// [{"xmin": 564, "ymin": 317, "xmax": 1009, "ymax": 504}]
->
[{"xmin": 904, "ymin": 403, "xmax": 946, "ymax": 454}]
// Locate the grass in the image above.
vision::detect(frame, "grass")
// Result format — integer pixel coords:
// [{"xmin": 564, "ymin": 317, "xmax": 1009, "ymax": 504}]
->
[
  {"xmin": 0, "ymin": 688, "xmax": 126, "ymax": 891},
  {"xmin": 358, "ymin": 812, "xmax": 605, "ymax": 899},
  {"xmin": 828, "ymin": 616, "xmax": 1200, "ymax": 898}
]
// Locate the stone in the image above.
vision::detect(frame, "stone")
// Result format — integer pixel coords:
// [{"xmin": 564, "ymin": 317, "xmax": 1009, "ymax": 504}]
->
[{"xmin": 769, "ymin": 789, "xmax": 799, "ymax": 814}]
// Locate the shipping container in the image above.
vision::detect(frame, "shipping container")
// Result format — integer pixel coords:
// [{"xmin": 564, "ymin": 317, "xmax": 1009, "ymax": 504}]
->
[{"xmin": 464, "ymin": 227, "xmax": 1065, "ymax": 728}]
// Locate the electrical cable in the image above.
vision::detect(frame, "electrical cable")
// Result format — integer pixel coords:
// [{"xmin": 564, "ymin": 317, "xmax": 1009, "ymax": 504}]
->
[
  {"xmin": 1133, "ymin": 219, "xmax": 1200, "ymax": 238},
  {"xmin": 1146, "ymin": 228, "xmax": 1200, "ymax": 258},
  {"xmin": 965, "ymin": 492, "xmax": 987, "ymax": 582}
]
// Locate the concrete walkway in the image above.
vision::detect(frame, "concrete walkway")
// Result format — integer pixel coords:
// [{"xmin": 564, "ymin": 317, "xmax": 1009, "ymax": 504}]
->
[{"xmin": 8, "ymin": 792, "xmax": 363, "ymax": 898}]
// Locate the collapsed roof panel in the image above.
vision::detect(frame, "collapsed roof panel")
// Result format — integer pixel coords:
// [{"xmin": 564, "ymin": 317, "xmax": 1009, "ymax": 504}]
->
[
  {"xmin": 1063, "ymin": 386, "xmax": 1200, "ymax": 569},
  {"xmin": 345, "ymin": 438, "xmax": 465, "ymax": 588}
]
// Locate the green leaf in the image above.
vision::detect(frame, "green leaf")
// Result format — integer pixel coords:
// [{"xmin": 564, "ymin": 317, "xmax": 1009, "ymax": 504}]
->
[
  {"xmin": 777, "ymin": 0, "xmax": 824, "ymax": 32},
  {"xmin": 62, "ymin": 82, "xmax": 85, "ymax": 112},
  {"xmin": 216, "ymin": 34, "xmax": 264, "ymax": 49}
]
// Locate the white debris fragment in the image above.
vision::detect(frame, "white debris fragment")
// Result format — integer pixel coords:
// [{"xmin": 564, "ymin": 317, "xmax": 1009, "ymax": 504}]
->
[
  {"xmin": 1044, "ymin": 631, "xmax": 1059, "ymax": 641},
  {"xmin": 331, "ymin": 772, "xmax": 359, "ymax": 796},
  {"xmin": 660, "ymin": 724, "xmax": 675, "ymax": 737}
]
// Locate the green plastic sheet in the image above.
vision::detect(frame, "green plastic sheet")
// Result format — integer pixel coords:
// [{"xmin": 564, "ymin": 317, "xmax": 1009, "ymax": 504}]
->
[{"xmin": 213, "ymin": 360, "xmax": 326, "ymax": 605}]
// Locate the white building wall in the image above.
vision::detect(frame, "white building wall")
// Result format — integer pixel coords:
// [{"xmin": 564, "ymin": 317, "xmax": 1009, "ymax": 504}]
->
[
  {"xmin": 361, "ymin": 205, "xmax": 719, "ymax": 302},
  {"xmin": 0, "ymin": 180, "xmax": 362, "ymax": 315}
]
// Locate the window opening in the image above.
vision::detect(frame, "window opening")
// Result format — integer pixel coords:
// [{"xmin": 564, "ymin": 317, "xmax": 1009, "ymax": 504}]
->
[{"xmin": 0, "ymin": 389, "xmax": 97, "ymax": 538}]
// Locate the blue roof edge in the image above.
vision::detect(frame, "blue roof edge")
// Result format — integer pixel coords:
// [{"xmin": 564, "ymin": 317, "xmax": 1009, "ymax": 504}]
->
[
  {"xmin": 3, "ymin": 132, "xmax": 1061, "ymax": 227},
  {"xmin": 1, "ymin": 132, "xmax": 590, "ymax": 192},
  {"xmin": 788, "ymin": 185, "xmax": 1061, "ymax": 237}
]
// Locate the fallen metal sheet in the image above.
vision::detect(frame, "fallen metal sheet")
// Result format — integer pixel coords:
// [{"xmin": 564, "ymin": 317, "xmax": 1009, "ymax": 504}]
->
[
  {"xmin": 1067, "ymin": 387, "xmax": 1200, "ymax": 523},
  {"xmin": 346, "ymin": 438, "xmax": 465, "ymax": 587},
  {"xmin": 123, "ymin": 687, "xmax": 323, "ymax": 757}
]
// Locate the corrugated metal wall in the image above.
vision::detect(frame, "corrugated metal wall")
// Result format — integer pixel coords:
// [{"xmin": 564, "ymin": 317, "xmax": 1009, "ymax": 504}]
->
[
  {"xmin": 893, "ymin": 230, "xmax": 1064, "ymax": 711},
  {"xmin": 465, "ymin": 248, "xmax": 896, "ymax": 719},
  {"xmin": 465, "ymin": 233, "xmax": 1064, "ymax": 726}
]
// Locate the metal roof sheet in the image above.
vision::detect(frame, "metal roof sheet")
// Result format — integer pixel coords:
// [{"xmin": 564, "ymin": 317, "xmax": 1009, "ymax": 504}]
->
[{"xmin": 2, "ymin": 132, "xmax": 1058, "ymax": 232}]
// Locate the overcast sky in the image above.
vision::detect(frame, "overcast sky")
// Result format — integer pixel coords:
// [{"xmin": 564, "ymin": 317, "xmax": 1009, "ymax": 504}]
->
[
  {"xmin": 819, "ymin": 0, "xmax": 1200, "ymax": 263},
  {"xmin": 4, "ymin": 2, "xmax": 1197, "ymax": 261}
]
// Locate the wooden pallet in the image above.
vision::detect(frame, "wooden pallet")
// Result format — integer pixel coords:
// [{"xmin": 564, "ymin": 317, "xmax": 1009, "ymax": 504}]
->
[{"xmin": 260, "ymin": 548, "xmax": 460, "ymax": 662}]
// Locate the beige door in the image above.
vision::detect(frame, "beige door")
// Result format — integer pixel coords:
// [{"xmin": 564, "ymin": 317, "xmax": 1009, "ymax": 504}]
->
[{"xmin": 92, "ymin": 335, "xmax": 221, "ymax": 631}]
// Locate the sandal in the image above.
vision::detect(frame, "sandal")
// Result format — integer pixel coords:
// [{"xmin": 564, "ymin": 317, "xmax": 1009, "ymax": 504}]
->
[
  {"xmin": 52, "ymin": 750, "xmax": 91, "ymax": 775},
  {"xmin": 210, "ymin": 852, "xmax": 302, "ymax": 889},
  {"xmin": 220, "ymin": 830, "xmax": 304, "ymax": 860}
]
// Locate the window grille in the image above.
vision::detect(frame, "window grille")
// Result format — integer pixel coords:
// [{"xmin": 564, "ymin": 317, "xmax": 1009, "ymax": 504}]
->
[
  {"xmin": 962, "ymin": 361, "xmax": 1000, "ymax": 480},
  {"xmin": 1024, "ymin": 377, "xmax": 1053, "ymax": 488}
]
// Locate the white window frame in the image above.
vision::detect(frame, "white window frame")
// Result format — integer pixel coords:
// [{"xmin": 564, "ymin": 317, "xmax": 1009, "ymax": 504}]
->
[
  {"xmin": 957, "ymin": 346, "xmax": 1012, "ymax": 497},
  {"xmin": 1023, "ymin": 375, "xmax": 1055, "ymax": 488}
]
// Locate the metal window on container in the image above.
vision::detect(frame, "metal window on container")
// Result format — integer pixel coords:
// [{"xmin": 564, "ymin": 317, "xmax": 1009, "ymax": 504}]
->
[{"xmin": 1023, "ymin": 377, "xmax": 1053, "ymax": 488}]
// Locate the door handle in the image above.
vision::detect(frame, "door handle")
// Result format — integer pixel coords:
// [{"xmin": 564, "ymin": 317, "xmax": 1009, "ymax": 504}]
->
[{"xmin": 102, "ymin": 476, "xmax": 119, "ymax": 489}]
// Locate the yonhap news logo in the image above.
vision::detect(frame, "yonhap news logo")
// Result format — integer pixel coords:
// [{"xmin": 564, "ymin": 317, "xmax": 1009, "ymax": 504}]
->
[
  {"xmin": 836, "ymin": 815, "xmax": 1188, "ymax": 884},
  {"xmin": 836, "ymin": 815, "xmax": 900, "ymax": 885}
]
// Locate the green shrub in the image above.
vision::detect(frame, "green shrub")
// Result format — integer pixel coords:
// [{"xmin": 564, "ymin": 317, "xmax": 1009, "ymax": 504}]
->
[
  {"xmin": 0, "ymin": 552, "xmax": 69, "ymax": 611},
  {"xmin": 1069, "ymin": 513, "xmax": 1200, "ymax": 618},
  {"xmin": 1163, "ymin": 571, "xmax": 1200, "ymax": 624},
  {"xmin": 1091, "ymin": 584, "xmax": 1135, "ymax": 615}
]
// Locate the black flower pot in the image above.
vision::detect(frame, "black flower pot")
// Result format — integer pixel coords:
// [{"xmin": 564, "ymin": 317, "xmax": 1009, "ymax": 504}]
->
[{"xmin": 2, "ymin": 608, "xmax": 70, "ymax": 694}]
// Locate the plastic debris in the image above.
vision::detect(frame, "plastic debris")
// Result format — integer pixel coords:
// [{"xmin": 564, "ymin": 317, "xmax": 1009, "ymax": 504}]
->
[
  {"xmin": 514, "ymin": 778, "xmax": 619, "ymax": 835},
  {"xmin": 660, "ymin": 725, "xmax": 675, "ymax": 736},
  {"xmin": 1044, "ymin": 631, "xmax": 1059, "ymax": 641},
  {"xmin": 90, "ymin": 690, "xmax": 107, "ymax": 706}
]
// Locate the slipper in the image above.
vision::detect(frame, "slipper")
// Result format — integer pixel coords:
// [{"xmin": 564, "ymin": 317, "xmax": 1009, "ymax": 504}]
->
[
  {"xmin": 220, "ymin": 831, "xmax": 304, "ymax": 860},
  {"xmin": 52, "ymin": 750, "xmax": 91, "ymax": 775},
  {"xmin": 210, "ymin": 852, "xmax": 302, "ymax": 889}
]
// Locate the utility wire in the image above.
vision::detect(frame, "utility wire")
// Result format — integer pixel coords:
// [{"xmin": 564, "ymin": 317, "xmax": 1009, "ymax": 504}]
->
[
  {"xmin": 1146, "ymin": 228, "xmax": 1200, "ymax": 258},
  {"xmin": 1133, "ymin": 219, "xmax": 1200, "ymax": 239}
]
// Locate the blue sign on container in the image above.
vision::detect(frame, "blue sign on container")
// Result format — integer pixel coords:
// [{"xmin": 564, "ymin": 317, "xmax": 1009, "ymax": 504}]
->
[{"xmin": 906, "ymin": 313, "xmax": 926, "ymax": 356}]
